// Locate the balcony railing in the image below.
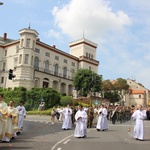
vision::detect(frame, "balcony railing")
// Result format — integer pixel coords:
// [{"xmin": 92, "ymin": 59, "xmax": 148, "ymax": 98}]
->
[{"xmin": 34, "ymin": 66, "xmax": 73, "ymax": 80}]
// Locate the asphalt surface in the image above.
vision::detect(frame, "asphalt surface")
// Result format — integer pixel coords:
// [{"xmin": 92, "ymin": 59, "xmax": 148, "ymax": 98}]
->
[{"xmin": 0, "ymin": 115, "xmax": 150, "ymax": 150}]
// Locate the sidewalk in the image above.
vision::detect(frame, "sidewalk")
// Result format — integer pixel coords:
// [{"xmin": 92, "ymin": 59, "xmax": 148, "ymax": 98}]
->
[{"xmin": 26, "ymin": 114, "xmax": 60, "ymax": 123}]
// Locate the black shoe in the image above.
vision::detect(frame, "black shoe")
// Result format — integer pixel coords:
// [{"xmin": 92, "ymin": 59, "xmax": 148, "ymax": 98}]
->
[
  {"xmin": 97, "ymin": 129, "xmax": 100, "ymax": 131},
  {"xmin": 2, "ymin": 141, "xmax": 10, "ymax": 143},
  {"xmin": 17, "ymin": 132, "xmax": 21, "ymax": 135}
]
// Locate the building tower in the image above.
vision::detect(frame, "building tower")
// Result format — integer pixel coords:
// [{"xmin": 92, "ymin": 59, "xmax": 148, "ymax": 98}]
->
[
  {"xmin": 69, "ymin": 38, "xmax": 99, "ymax": 73},
  {"xmin": 13, "ymin": 28, "xmax": 39, "ymax": 89}
]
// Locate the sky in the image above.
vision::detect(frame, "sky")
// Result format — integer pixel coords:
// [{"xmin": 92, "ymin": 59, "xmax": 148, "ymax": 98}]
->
[{"xmin": 0, "ymin": 0, "xmax": 150, "ymax": 89}]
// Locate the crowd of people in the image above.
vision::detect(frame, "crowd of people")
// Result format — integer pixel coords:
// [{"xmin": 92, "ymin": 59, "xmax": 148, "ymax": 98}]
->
[
  {"xmin": 51, "ymin": 103, "xmax": 150, "ymax": 140},
  {"xmin": 0, "ymin": 94, "xmax": 26, "ymax": 143},
  {"xmin": 1, "ymin": 91, "xmax": 149, "ymax": 142}
]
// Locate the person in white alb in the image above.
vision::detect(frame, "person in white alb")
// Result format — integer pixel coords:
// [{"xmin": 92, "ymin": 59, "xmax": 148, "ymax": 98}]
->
[
  {"xmin": 96, "ymin": 104, "xmax": 108, "ymax": 131},
  {"xmin": 16, "ymin": 101, "xmax": 26, "ymax": 134},
  {"xmin": 74, "ymin": 105, "xmax": 87, "ymax": 138},
  {"xmin": 131, "ymin": 105, "xmax": 147, "ymax": 141},
  {"xmin": 62, "ymin": 105, "xmax": 72, "ymax": 130}
]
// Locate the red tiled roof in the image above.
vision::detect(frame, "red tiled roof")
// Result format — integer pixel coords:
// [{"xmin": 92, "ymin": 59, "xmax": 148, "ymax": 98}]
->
[{"xmin": 130, "ymin": 90, "xmax": 145, "ymax": 94}]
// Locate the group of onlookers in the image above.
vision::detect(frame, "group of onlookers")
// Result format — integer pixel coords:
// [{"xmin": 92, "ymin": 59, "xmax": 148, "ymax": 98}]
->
[{"xmin": 0, "ymin": 93, "xmax": 26, "ymax": 143}]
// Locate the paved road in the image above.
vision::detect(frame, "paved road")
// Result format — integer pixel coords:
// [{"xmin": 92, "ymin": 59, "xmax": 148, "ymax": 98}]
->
[{"xmin": 0, "ymin": 115, "xmax": 150, "ymax": 150}]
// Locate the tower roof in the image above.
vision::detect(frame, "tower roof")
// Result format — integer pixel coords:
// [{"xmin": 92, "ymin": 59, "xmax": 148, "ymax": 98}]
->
[{"xmin": 69, "ymin": 38, "xmax": 97, "ymax": 48}]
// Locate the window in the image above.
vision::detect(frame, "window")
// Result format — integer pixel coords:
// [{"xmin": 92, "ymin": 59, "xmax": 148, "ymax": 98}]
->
[
  {"xmin": 24, "ymin": 54, "xmax": 29, "ymax": 64},
  {"xmin": 54, "ymin": 64, "xmax": 59, "ymax": 76},
  {"xmin": 4, "ymin": 50, "xmax": 7, "ymax": 56},
  {"xmin": 21, "ymin": 39, "xmax": 24, "ymax": 47},
  {"xmin": 26, "ymin": 39, "xmax": 30, "ymax": 47},
  {"xmin": 32, "ymin": 40, "xmax": 35, "ymax": 49},
  {"xmin": 45, "ymin": 52, "xmax": 50, "ymax": 57},
  {"xmin": 86, "ymin": 52, "xmax": 88, "ymax": 57},
  {"xmin": 89, "ymin": 53, "xmax": 91, "ymax": 58},
  {"xmin": 63, "ymin": 67, "xmax": 67, "ymax": 78},
  {"xmin": 91, "ymin": 54, "xmax": 93, "ymax": 59},
  {"xmin": 1, "ymin": 77, "xmax": 4, "ymax": 84},
  {"xmin": 72, "ymin": 62, "xmax": 75, "ymax": 66},
  {"xmin": 55, "ymin": 56, "xmax": 59, "ymax": 60},
  {"xmin": 19, "ymin": 54, "xmax": 22, "ymax": 64},
  {"xmin": 2, "ymin": 62, "xmax": 6, "ymax": 71},
  {"xmin": 139, "ymin": 95, "xmax": 141, "ymax": 98},
  {"xmin": 34, "ymin": 57, "xmax": 39, "ymax": 70},
  {"xmin": 35, "ymin": 48, "xmax": 40, "ymax": 53},
  {"xmin": 45, "ymin": 60, "xmax": 49, "ymax": 73},
  {"xmin": 64, "ymin": 59, "xmax": 67, "ymax": 63}
]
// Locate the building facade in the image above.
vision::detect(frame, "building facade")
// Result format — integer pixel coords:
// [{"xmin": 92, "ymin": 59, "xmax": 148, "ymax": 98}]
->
[
  {"xmin": 0, "ymin": 28, "xmax": 99, "ymax": 95},
  {"xmin": 124, "ymin": 79, "xmax": 150, "ymax": 106}
]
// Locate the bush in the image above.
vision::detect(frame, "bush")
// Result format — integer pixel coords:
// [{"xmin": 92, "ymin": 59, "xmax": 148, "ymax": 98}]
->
[
  {"xmin": 60, "ymin": 96, "xmax": 73, "ymax": 106},
  {"xmin": 27, "ymin": 108, "xmax": 52, "ymax": 115}
]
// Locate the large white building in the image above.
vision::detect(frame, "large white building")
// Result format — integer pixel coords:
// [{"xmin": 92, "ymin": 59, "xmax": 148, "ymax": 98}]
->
[{"xmin": 0, "ymin": 28, "xmax": 99, "ymax": 95}]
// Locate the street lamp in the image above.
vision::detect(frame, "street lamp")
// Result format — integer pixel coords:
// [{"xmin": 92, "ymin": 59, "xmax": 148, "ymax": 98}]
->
[{"xmin": 0, "ymin": 2, "xmax": 3, "ymax": 5}]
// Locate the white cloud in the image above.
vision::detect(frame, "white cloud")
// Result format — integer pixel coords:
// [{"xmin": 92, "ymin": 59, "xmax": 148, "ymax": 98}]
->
[
  {"xmin": 50, "ymin": 0, "xmax": 150, "ymax": 89},
  {"xmin": 52, "ymin": 0, "xmax": 131, "ymax": 40},
  {"xmin": 46, "ymin": 29, "xmax": 61, "ymax": 39}
]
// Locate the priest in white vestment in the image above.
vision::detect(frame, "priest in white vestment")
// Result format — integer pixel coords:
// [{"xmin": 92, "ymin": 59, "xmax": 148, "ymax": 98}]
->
[
  {"xmin": 62, "ymin": 105, "xmax": 72, "ymax": 130},
  {"xmin": 96, "ymin": 104, "xmax": 108, "ymax": 131},
  {"xmin": 74, "ymin": 105, "xmax": 87, "ymax": 138},
  {"xmin": 2, "ymin": 100, "xmax": 18, "ymax": 142},
  {"xmin": 0, "ymin": 94, "xmax": 8, "ymax": 141},
  {"xmin": 131, "ymin": 105, "xmax": 147, "ymax": 141},
  {"xmin": 16, "ymin": 101, "xmax": 26, "ymax": 133}
]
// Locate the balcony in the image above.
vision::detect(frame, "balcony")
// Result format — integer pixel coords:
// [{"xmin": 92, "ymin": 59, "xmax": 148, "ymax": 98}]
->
[
  {"xmin": 34, "ymin": 66, "xmax": 73, "ymax": 80},
  {"xmin": 79, "ymin": 55, "xmax": 99, "ymax": 65}
]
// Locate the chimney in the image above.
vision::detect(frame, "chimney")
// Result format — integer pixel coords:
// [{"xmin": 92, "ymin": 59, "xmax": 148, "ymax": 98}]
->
[
  {"xmin": 36, "ymin": 38, "xmax": 40, "ymax": 41},
  {"xmin": 52, "ymin": 45, "xmax": 56, "ymax": 48},
  {"xmin": 4, "ymin": 33, "xmax": 7, "ymax": 41}
]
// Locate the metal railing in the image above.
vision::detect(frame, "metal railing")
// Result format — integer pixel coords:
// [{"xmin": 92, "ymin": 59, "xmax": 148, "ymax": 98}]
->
[{"xmin": 34, "ymin": 66, "xmax": 73, "ymax": 80}]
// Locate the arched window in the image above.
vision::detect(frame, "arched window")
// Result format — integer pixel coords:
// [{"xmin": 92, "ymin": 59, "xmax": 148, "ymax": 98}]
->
[
  {"xmin": 54, "ymin": 64, "xmax": 59, "ymax": 76},
  {"xmin": 45, "ymin": 60, "xmax": 49, "ymax": 73},
  {"xmin": 71, "ymin": 69, "xmax": 75, "ymax": 79},
  {"xmin": 63, "ymin": 67, "xmax": 67, "ymax": 78},
  {"xmin": 34, "ymin": 56, "xmax": 39, "ymax": 70}
]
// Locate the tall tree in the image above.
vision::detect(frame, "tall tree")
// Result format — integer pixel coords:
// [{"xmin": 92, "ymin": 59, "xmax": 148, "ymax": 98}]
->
[
  {"xmin": 73, "ymin": 69, "xmax": 102, "ymax": 96},
  {"xmin": 113, "ymin": 78, "xmax": 129, "ymax": 91}
]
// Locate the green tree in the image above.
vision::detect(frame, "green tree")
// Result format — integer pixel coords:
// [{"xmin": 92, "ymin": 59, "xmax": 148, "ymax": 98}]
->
[
  {"xmin": 73, "ymin": 69, "xmax": 102, "ymax": 96},
  {"xmin": 26, "ymin": 87, "xmax": 61, "ymax": 110},
  {"xmin": 104, "ymin": 91, "xmax": 120, "ymax": 104},
  {"xmin": 113, "ymin": 78, "xmax": 129, "ymax": 91},
  {"xmin": 60, "ymin": 96, "xmax": 73, "ymax": 106},
  {"xmin": 102, "ymin": 80, "xmax": 113, "ymax": 91}
]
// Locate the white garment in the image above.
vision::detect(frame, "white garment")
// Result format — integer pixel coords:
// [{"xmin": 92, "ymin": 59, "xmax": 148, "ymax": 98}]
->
[
  {"xmin": 96, "ymin": 107, "xmax": 108, "ymax": 130},
  {"xmin": 0, "ymin": 101, "xmax": 8, "ymax": 141},
  {"xmin": 74, "ymin": 109, "xmax": 87, "ymax": 137},
  {"xmin": 3, "ymin": 106, "xmax": 18, "ymax": 142},
  {"xmin": 16, "ymin": 105, "xmax": 26, "ymax": 129},
  {"xmin": 132, "ymin": 109, "xmax": 147, "ymax": 140},
  {"xmin": 62, "ymin": 108, "xmax": 72, "ymax": 129}
]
